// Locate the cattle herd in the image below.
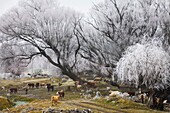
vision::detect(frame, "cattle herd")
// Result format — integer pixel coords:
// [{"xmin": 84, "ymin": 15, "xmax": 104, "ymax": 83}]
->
[
  {"xmin": 7, "ymin": 82, "xmax": 56, "ymax": 95},
  {"xmin": 73, "ymin": 79, "xmax": 170, "ymax": 111},
  {"xmin": 106, "ymin": 80, "xmax": 170, "ymax": 111},
  {"xmin": 1, "ymin": 78, "xmax": 170, "ymax": 111}
]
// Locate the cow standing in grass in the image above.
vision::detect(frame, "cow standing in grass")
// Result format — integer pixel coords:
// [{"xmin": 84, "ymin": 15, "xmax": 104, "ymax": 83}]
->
[
  {"xmin": 51, "ymin": 91, "xmax": 64, "ymax": 106},
  {"xmin": 56, "ymin": 90, "xmax": 65, "ymax": 98},
  {"xmin": 28, "ymin": 83, "xmax": 34, "ymax": 88},
  {"xmin": 35, "ymin": 83, "xmax": 40, "ymax": 88},
  {"xmin": 51, "ymin": 95, "xmax": 60, "ymax": 106},
  {"xmin": 47, "ymin": 84, "xmax": 54, "ymax": 92},
  {"xmin": 10, "ymin": 88, "xmax": 17, "ymax": 94}
]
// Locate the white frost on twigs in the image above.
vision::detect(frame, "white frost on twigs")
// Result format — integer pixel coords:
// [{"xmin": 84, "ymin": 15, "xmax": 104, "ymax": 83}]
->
[{"xmin": 116, "ymin": 40, "xmax": 170, "ymax": 89}]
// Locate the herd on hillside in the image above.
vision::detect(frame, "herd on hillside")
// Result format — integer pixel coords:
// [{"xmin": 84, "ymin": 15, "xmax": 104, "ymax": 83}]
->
[{"xmin": 1, "ymin": 76, "xmax": 170, "ymax": 111}]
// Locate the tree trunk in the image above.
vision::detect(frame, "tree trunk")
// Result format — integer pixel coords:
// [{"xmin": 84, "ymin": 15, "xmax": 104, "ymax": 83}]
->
[
  {"xmin": 41, "ymin": 51, "xmax": 86, "ymax": 83},
  {"xmin": 61, "ymin": 66, "xmax": 85, "ymax": 84},
  {"xmin": 158, "ymin": 97, "xmax": 164, "ymax": 111},
  {"xmin": 147, "ymin": 90, "xmax": 156, "ymax": 108},
  {"xmin": 157, "ymin": 90, "xmax": 168, "ymax": 111}
]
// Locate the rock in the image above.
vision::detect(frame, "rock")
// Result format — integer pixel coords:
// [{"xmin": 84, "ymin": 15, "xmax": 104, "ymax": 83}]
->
[
  {"xmin": 42, "ymin": 108, "xmax": 92, "ymax": 113},
  {"xmin": 43, "ymin": 108, "xmax": 59, "ymax": 113},
  {"xmin": 82, "ymin": 109, "xmax": 92, "ymax": 113},
  {"xmin": 93, "ymin": 91, "xmax": 101, "ymax": 100},
  {"xmin": 21, "ymin": 109, "xmax": 27, "ymax": 113},
  {"xmin": 111, "ymin": 101, "xmax": 116, "ymax": 104},
  {"xmin": 21, "ymin": 107, "xmax": 36, "ymax": 113}
]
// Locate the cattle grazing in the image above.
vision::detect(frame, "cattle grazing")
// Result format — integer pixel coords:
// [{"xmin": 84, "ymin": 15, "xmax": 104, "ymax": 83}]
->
[
  {"xmin": 127, "ymin": 92, "xmax": 136, "ymax": 96},
  {"xmin": 51, "ymin": 95, "xmax": 60, "ymax": 106},
  {"xmin": 35, "ymin": 83, "xmax": 40, "ymax": 88},
  {"xmin": 57, "ymin": 90, "xmax": 65, "ymax": 98},
  {"xmin": 10, "ymin": 88, "xmax": 17, "ymax": 93},
  {"xmin": 51, "ymin": 91, "xmax": 64, "ymax": 106},
  {"xmin": 109, "ymin": 91, "xmax": 121, "ymax": 97},
  {"xmin": 40, "ymin": 83, "xmax": 46, "ymax": 88},
  {"xmin": 50, "ymin": 86, "xmax": 54, "ymax": 91},
  {"xmin": 47, "ymin": 84, "xmax": 54, "ymax": 92},
  {"xmin": 109, "ymin": 90, "xmax": 130, "ymax": 99},
  {"xmin": 87, "ymin": 81, "xmax": 96, "ymax": 88},
  {"xmin": 74, "ymin": 81, "xmax": 82, "ymax": 90},
  {"xmin": 28, "ymin": 83, "xmax": 34, "ymax": 88},
  {"xmin": 138, "ymin": 93, "xmax": 148, "ymax": 104},
  {"xmin": 25, "ymin": 88, "xmax": 28, "ymax": 94},
  {"xmin": 47, "ymin": 84, "xmax": 51, "ymax": 88},
  {"xmin": 1, "ymin": 86, "xmax": 5, "ymax": 90}
]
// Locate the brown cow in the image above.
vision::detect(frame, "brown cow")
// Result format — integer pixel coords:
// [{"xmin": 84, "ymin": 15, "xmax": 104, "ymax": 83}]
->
[
  {"xmin": 87, "ymin": 80, "xmax": 96, "ymax": 88},
  {"xmin": 51, "ymin": 95, "xmax": 60, "ymax": 106}
]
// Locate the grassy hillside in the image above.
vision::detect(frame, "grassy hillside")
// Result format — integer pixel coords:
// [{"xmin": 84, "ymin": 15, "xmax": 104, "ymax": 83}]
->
[{"xmin": 0, "ymin": 78, "xmax": 169, "ymax": 113}]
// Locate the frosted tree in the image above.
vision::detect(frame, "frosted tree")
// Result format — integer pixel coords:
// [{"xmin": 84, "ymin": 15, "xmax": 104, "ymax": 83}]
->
[
  {"xmin": 116, "ymin": 39, "xmax": 170, "ymax": 107},
  {"xmin": 77, "ymin": 0, "xmax": 170, "ymax": 77},
  {"xmin": 0, "ymin": 0, "xmax": 84, "ymax": 82},
  {"xmin": 74, "ymin": 22, "xmax": 116, "ymax": 77},
  {"xmin": 0, "ymin": 42, "xmax": 32, "ymax": 78}
]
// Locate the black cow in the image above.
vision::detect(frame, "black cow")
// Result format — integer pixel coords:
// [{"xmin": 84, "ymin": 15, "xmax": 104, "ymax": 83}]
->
[
  {"xmin": 28, "ymin": 83, "xmax": 34, "ymax": 88},
  {"xmin": 35, "ymin": 83, "xmax": 40, "ymax": 88},
  {"xmin": 25, "ymin": 88, "xmax": 28, "ymax": 94},
  {"xmin": 57, "ymin": 90, "xmax": 65, "ymax": 98},
  {"xmin": 47, "ymin": 84, "xmax": 54, "ymax": 92},
  {"xmin": 10, "ymin": 88, "xmax": 17, "ymax": 93},
  {"xmin": 110, "ymin": 81, "xmax": 120, "ymax": 88}
]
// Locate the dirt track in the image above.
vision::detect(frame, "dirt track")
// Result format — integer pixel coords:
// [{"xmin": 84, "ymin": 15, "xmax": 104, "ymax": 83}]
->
[{"xmin": 66, "ymin": 101, "xmax": 126, "ymax": 113}]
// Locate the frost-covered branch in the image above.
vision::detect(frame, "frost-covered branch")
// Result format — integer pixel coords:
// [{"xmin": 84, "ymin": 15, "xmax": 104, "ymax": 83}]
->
[{"xmin": 116, "ymin": 39, "xmax": 170, "ymax": 89}]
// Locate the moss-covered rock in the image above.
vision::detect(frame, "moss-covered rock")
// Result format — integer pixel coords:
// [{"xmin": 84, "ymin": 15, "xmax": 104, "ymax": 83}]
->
[{"xmin": 0, "ymin": 96, "xmax": 14, "ymax": 110}]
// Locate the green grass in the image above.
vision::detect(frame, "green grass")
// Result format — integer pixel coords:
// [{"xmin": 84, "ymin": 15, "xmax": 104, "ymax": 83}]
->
[
  {"xmin": 94, "ymin": 97, "xmax": 167, "ymax": 113},
  {"xmin": 0, "ymin": 96, "xmax": 15, "ymax": 110},
  {"xmin": 0, "ymin": 78, "xmax": 169, "ymax": 113},
  {"xmin": 11, "ymin": 95, "xmax": 35, "ymax": 102}
]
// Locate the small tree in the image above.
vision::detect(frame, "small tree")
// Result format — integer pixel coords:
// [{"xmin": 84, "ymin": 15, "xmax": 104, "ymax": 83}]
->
[{"xmin": 116, "ymin": 39, "xmax": 170, "ymax": 107}]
